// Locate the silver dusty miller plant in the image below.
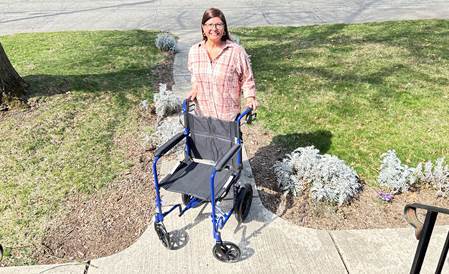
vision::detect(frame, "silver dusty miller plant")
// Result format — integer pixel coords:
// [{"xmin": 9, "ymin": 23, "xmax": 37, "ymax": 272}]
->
[
  {"xmin": 378, "ymin": 150, "xmax": 449, "ymax": 197},
  {"xmin": 431, "ymin": 158, "xmax": 449, "ymax": 197},
  {"xmin": 155, "ymin": 32, "xmax": 177, "ymax": 52},
  {"xmin": 153, "ymin": 83, "xmax": 181, "ymax": 121},
  {"xmin": 273, "ymin": 146, "xmax": 361, "ymax": 206},
  {"xmin": 273, "ymin": 156, "xmax": 298, "ymax": 194},
  {"xmin": 415, "ymin": 158, "xmax": 449, "ymax": 197},
  {"xmin": 149, "ymin": 83, "xmax": 183, "ymax": 155},
  {"xmin": 152, "ymin": 115, "xmax": 184, "ymax": 155},
  {"xmin": 378, "ymin": 150, "xmax": 417, "ymax": 194}
]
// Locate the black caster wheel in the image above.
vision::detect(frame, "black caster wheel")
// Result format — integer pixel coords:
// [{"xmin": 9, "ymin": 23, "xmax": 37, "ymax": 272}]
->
[
  {"xmin": 154, "ymin": 222, "xmax": 171, "ymax": 249},
  {"xmin": 181, "ymin": 194, "xmax": 202, "ymax": 208},
  {"xmin": 181, "ymin": 193, "xmax": 191, "ymax": 205},
  {"xmin": 234, "ymin": 183, "xmax": 253, "ymax": 223},
  {"xmin": 212, "ymin": 241, "xmax": 241, "ymax": 263}
]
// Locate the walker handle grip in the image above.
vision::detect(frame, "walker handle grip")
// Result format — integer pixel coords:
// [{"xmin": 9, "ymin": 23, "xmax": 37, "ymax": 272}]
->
[{"xmin": 237, "ymin": 107, "xmax": 255, "ymax": 124}]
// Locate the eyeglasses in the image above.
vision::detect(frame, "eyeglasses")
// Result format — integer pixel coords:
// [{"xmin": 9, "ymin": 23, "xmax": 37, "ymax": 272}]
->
[{"xmin": 203, "ymin": 23, "xmax": 225, "ymax": 29}]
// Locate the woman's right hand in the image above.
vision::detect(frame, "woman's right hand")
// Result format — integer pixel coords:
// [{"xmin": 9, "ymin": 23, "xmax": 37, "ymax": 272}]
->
[{"xmin": 186, "ymin": 89, "xmax": 198, "ymax": 101}]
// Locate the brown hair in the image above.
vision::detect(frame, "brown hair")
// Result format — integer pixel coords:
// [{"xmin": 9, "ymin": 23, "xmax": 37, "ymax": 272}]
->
[{"xmin": 201, "ymin": 8, "xmax": 230, "ymax": 41}]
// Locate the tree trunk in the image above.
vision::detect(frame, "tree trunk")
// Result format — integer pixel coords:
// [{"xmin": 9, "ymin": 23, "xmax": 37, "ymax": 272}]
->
[{"xmin": 0, "ymin": 41, "xmax": 27, "ymax": 110}]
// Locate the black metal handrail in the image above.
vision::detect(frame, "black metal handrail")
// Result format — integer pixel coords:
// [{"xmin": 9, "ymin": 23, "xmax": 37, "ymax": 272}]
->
[{"xmin": 404, "ymin": 203, "xmax": 449, "ymax": 274}]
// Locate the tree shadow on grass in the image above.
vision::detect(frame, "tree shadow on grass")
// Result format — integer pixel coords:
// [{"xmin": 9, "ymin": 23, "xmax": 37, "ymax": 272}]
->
[
  {"xmin": 250, "ymin": 130, "xmax": 332, "ymax": 214},
  {"xmin": 272, "ymin": 130, "xmax": 333, "ymax": 154},
  {"xmin": 21, "ymin": 52, "xmax": 174, "ymax": 110},
  {"xmin": 243, "ymin": 20, "xmax": 449, "ymax": 62},
  {"xmin": 23, "ymin": 61, "xmax": 174, "ymax": 103},
  {"xmin": 240, "ymin": 20, "xmax": 449, "ymax": 113}
]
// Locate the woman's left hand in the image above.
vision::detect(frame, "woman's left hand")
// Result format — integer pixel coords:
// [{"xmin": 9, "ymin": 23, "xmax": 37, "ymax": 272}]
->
[{"xmin": 245, "ymin": 97, "xmax": 258, "ymax": 111}]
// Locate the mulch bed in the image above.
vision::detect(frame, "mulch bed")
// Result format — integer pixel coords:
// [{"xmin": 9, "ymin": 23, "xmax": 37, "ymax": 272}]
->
[
  {"xmin": 33, "ymin": 111, "xmax": 156, "ymax": 264},
  {"xmin": 242, "ymin": 124, "xmax": 449, "ymax": 230}
]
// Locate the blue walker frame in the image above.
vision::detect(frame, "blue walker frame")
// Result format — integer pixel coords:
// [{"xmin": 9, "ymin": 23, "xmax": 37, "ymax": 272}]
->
[{"xmin": 152, "ymin": 99, "xmax": 252, "ymax": 244}]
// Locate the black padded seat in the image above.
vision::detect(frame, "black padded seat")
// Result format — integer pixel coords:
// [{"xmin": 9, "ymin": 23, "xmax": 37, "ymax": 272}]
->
[{"xmin": 159, "ymin": 160, "xmax": 234, "ymax": 201}]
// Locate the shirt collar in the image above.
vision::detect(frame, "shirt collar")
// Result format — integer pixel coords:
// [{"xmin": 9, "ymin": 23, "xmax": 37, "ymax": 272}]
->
[{"xmin": 198, "ymin": 39, "xmax": 234, "ymax": 50}]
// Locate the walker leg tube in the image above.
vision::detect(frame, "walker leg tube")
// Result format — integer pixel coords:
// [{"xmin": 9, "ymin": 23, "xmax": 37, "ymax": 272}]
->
[
  {"xmin": 210, "ymin": 169, "xmax": 221, "ymax": 242},
  {"xmin": 236, "ymin": 125, "xmax": 242, "ymax": 167},
  {"xmin": 152, "ymin": 157, "xmax": 164, "ymax": 223},
  {"xmin": 182, "ymin": 100, "xmax": 191, "ymax": 158}
]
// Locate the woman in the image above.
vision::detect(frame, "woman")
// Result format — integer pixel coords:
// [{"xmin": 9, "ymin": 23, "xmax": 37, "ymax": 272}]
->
[{"xmin": 187, "ymin": 8, "xmax": 258, "ymax": 121}]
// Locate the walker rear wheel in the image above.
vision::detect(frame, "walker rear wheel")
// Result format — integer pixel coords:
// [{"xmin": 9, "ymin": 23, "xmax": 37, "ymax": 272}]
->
[
  {"xmin": 212, "ymin": 241, "xmax": 241, "ymax": 263},
  {"xmin": 234, "ymin": 183, "xmax": 253, "ymax": 223}
]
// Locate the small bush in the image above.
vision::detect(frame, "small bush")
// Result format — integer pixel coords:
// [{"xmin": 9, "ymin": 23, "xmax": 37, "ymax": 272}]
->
[
  {"xmin": 378, "ymin": 150, "xmax": 417, "ymax": 194},
  {"xmin": 273, "ymin": 146, "xmax": 361, "ymax": 205},
  {"xmin": 415, "ymin": 158, "xmax": 449, "ymax": 197},
  {"xmin": 152, "ymin": 115, "xmax": 184, "ymax": 153},
  {"xmin": 273, "ymin": 156, "xmax": 300, "ymax": 194},
  {"xmin": 155, "ymin": 33, "xmax": 177, "ymax": 52},
  {"xmin": 432, "ymin": 158, "xmax": 449, "ymax": 197},
  {"xmin": 378, "ymin": 150, "xmax": 449, "ymax": 197},
  {"xmin": 153, "ymin": 83, "xmax": 181, "ymax": 121}
]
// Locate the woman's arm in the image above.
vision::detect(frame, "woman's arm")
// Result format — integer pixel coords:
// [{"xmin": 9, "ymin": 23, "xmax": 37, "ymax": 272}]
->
[{"xmin": 238, "ymin": 47, "xmax": 258, "ymax": 110}]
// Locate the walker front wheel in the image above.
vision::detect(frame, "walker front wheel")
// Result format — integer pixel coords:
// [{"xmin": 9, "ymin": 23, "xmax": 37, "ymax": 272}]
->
[
  {"xmin": 181, "ymin": 193, "xmax": 203, "ymax": 208},
  {"xmin": 212, "ymin": 241, "xmax": 241, "ymax": 263},
  {"xmin": 154, "ymin": 222, "xmax": 171, "ymax": 249},
  {"xmin": 181, "ymin": 193, "xmax": 191, "ymax": 205}
]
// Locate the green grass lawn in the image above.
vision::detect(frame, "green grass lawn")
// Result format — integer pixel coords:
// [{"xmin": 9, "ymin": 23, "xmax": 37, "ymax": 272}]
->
[
  {"xmin": 0, "ymin": 30, "xmax": 166, "ymax": 265},
  {"xmin": 234, "ymin": 19, "xmax": 449, "ymax": 184}
]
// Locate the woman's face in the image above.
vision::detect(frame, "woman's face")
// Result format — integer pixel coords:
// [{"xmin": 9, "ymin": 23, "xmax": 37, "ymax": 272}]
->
[{"xmin": 202, "ymin": 17, "xmax": 225, "ymax": 43}]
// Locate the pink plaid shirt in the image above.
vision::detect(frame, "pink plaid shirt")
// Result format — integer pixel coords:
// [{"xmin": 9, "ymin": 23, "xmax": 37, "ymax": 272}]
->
[{"xmin": 188, "ymin": 40, "xmax": 256, "ymax": 121}]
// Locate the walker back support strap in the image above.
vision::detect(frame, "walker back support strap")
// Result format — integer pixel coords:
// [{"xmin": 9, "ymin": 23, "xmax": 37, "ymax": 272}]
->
[{"xmin": 186, "ymin": 113, "xmax": 239, "ymax": 169}]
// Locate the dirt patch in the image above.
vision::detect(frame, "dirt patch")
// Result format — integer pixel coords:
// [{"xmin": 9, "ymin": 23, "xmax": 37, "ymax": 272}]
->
[
  {"xmin": 151, "ymin": 52, "xmax": 175, "ymax": 92},
  {"xmin": 29, "ymin": 53, "xmax": 176, "ymax": 264},
  {"xmin": 242, "ymin": 124, "xmax": 449, "ymax": 230},
  {"xmin": 33, "ymin": 109, "xmax": 156, "ymax": 264},
  {"xmin": 34, "ymin": 165, "xmax": 154, "ymax": 264}
]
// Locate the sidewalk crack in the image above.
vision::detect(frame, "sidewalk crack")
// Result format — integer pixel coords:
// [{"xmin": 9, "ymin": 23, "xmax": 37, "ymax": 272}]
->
[
  {"xmin": 83, "ymin": 260, "xmax": 91, "ymax": 274},
  {"xmin": 329, "ymin": 232, "xmax": 350, "ymax": 274}
]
